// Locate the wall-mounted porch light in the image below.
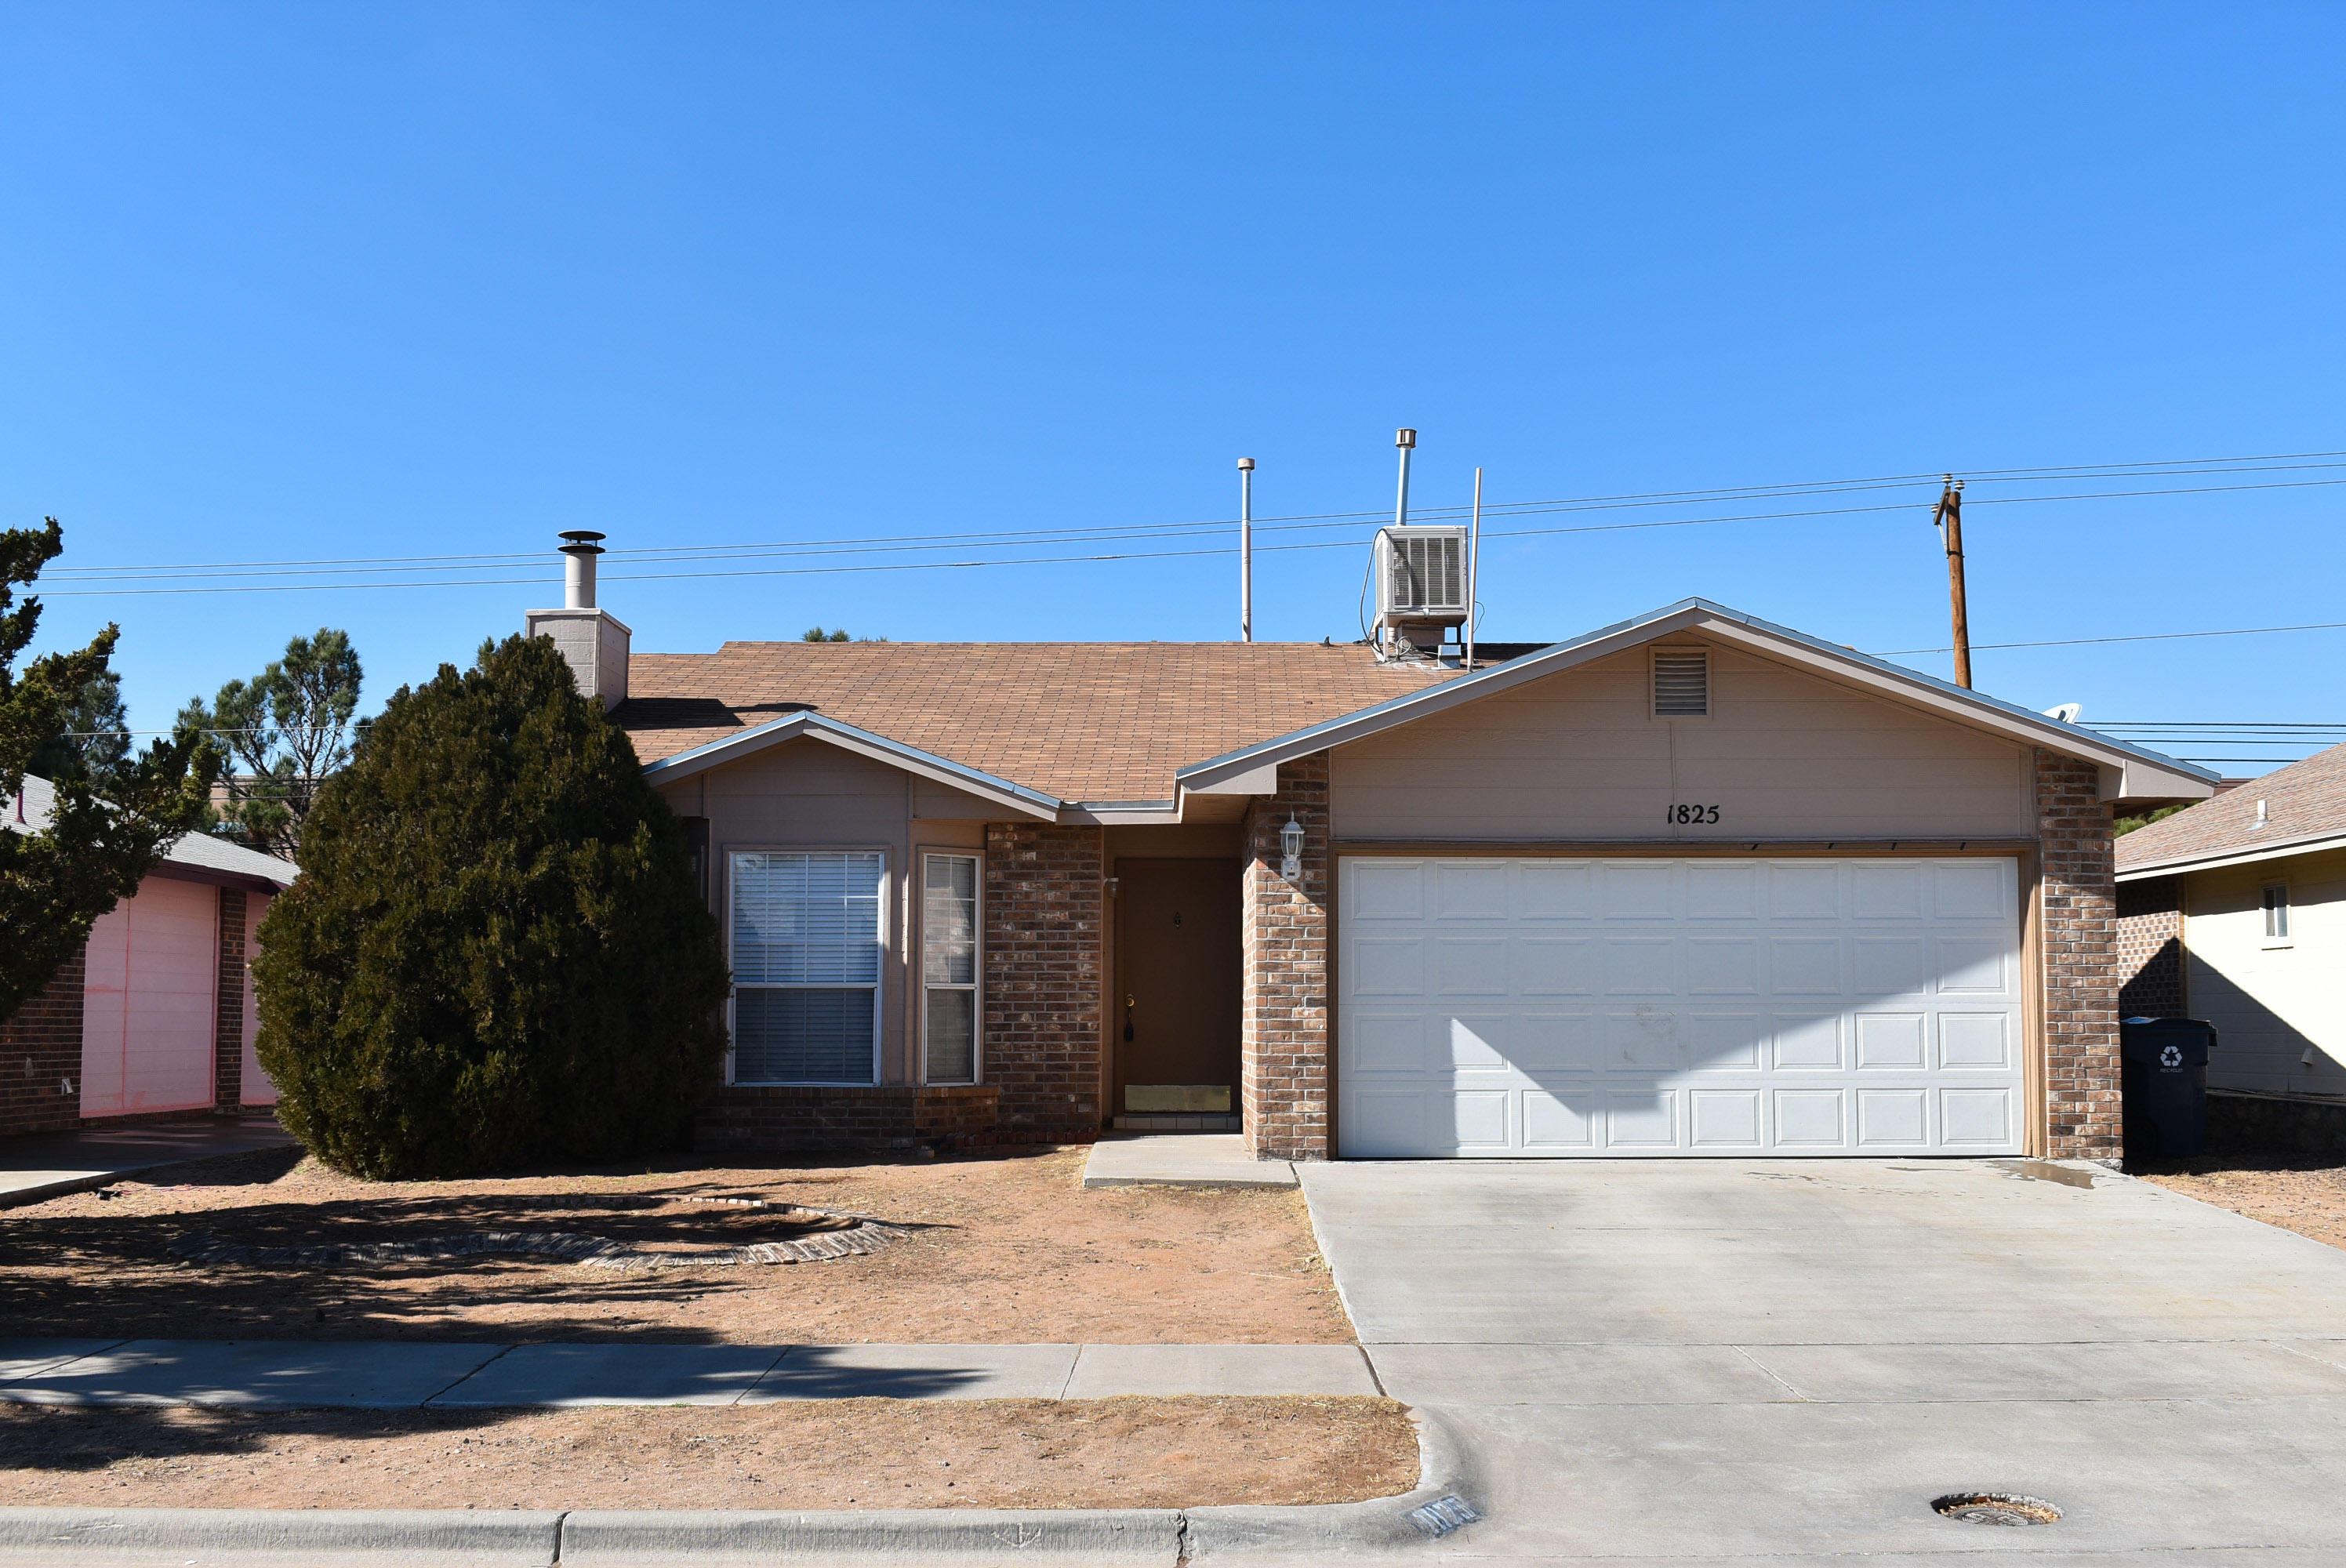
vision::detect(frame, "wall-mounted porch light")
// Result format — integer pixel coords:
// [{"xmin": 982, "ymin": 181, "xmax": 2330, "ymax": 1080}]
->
[{"xmin": 1280, "ymin": 815, "xmax": 1305, "ymax": 880}]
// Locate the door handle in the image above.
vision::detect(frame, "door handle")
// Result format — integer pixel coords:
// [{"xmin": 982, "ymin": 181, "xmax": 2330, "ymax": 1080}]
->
[{"xmin": 1123, "ymin": 993, "xmax": 1135, "ymax": 1043}]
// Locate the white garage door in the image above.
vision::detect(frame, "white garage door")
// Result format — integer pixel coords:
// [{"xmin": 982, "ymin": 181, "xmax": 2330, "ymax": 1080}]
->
[{"xmin": 1337, "ymin": 857, "xmax": 2025, "ymax": 1157}]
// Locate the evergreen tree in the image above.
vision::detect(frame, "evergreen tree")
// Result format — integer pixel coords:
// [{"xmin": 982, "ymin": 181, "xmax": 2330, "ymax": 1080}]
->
[
  {"xmin": 253, "ymin": 632, "xmax": 728, "ymax": 1178},
  {"xmin": 180, "ymin": 628, "xmax": 363, "ymax": 858},
  {"xmin": 24, "ymin": 669, "xmax": 130, "ymax": 782},
  {"xmin": 1, "ymin": 519, "xmax": 219, "ymax": 1022}
]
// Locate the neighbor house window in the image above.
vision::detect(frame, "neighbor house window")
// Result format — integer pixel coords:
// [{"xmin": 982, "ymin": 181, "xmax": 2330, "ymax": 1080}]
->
[
  {"xmin": 922, "ymin": 853, "xmax": 980, "ymax": 1083},
  {"xmin": 729, "ymin": 851, "xmax": 884, "ymax": 1084},
  {"xmin": 2263, "ymin": 884, "xmax": 2291, "ymax": 944}
]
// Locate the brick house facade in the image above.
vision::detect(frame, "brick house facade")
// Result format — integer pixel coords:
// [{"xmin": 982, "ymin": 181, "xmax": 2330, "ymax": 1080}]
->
[
  {"xmin": 2115, "ymin": 876, "xmax": 2185, "ymax": 1019},
  {"xmin": 589, "ymin": 597, "xmax": 2208, "ymax": 1162}
]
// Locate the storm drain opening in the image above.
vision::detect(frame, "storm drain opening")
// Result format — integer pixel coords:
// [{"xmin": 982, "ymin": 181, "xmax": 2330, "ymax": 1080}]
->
[{"xmin": 1933, "ymin": 1492, "xmax": 2063, "ymax": 1526}]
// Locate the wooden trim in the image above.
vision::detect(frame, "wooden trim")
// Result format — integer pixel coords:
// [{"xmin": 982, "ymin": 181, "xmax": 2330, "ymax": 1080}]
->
[
  {"xmin": 1333, "ymin": 839, "xmax": 2037, "ymax": 857},
  {"xmin": 2018, "ymin": 844, "xmax": 2046, "ymax": 1158}
]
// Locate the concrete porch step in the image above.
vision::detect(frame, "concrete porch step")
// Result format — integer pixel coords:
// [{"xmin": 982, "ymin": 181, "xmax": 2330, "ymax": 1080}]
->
[{"xmin": 1112, "ymin": 1113, "xmax": 1240, "ymax": 1131}]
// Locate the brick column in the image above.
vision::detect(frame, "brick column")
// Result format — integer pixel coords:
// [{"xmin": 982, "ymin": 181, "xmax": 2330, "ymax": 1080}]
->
[
  {"xmin": 2115, "ymin": 875, "xmax": 2185, "ymax": 1018},
  {"xmin": 982, "ymin": 822, "xmax": 1105, "ymax": 1138},
  {"xmin": 0, "ymin": 949, "xmax": 87, "ymax": 1137},
  {"xmin": 213, "ymin": 886, "xmax": 249, "ymax": 1112},
  {"xmin": 1241, "ymin": 753, "xmax": 1330, "ymax": 1161},
  {"xmin": 2038, "ymin": 750, "xmax": 2120, "ymax": 1160}
]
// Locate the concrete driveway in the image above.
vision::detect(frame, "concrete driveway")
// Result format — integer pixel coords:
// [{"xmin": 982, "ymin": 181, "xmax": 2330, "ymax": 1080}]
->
[{"xmin": 1298, "ymin": 1159, "xmax": 2346, "ymax": 1566}]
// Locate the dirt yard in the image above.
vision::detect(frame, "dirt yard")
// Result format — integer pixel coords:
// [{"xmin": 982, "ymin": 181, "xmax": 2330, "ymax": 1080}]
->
[
  {"xmin": 2140, "ymin": 1149, "xmax": 2346, "ymax": 1252},
  {"xmin": 0, "ymin": 1396, "xmax": 1417, "ymax": 1510},
  {"xmin": 0, "ymin": 1145, "xmax": 1352, "ymax": 1344}
]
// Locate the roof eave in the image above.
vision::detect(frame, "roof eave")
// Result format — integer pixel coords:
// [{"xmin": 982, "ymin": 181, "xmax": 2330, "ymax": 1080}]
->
[
  {"xmin": 2118, "ymin": 827, "xmax": 2346, "ymax": 881},
  {"xmin": 1177, "ymin": 599, "xmax": 2222, "ymax": 800},
  {"xmin": 640, "ymin": 713, "xmax": 1060, "ymax": 821}
]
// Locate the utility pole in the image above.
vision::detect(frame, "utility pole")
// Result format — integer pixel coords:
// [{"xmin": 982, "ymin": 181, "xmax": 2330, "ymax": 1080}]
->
[
  {"xmin": 1237, "ymin": 457, "xmax": 1255, "ymax": 642},
  {"xmin": 1931, "ymin": 475, "xmax": 1972, "ymax": 688}
]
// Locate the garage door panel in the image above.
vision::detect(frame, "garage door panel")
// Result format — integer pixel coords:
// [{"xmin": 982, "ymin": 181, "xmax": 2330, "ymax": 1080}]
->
[
  {"xmin": 1931, "ymin": 935, "xmax": 2011, "ymax": 996},
  {"xmin": 1767, "ymin": 936, "xmax": 1843, "ymax": 995},
  {"xmin": 1855, "ymin": 1089, "xmax": 1930, "ymax": 1146},
  {"xmin": 1522, "ymin": 1090, "xmax": 1596, "ymax": 1148},
  {"xmin": 1687, "ymin": 937, "xmax": 1760, "ymax": 995},
  {"xmin": 1685, "ymin": 1013, "xmax": 1764, "ymax": 1070},
  {"xmin": 1516, "ymin": 937, "xmax": 1599, "ymax": 995},
  {"xmin": 1601, "ymin": 862, "xmax": 1676, "ymax": 920},
  {"xmin": 1338, "ymin": 857, "xmax": 2024, "ymax": 1158},
  {"xmin": 1690, "ymin": 1090, "xmax": 1763, "ymax": 1148},
  {"xmin": 1937, "ymin": 1012, "xmax": 2012, "ymax": 1069},
  {"xmin": 1771, "ymin": 1011, "xmax": 1845, "ymax": 1070},
  {"xmin": 1854, "ymin": 1013, "xmax": 1927, "ymax": 1069},
  {"xmin": 1602, "ymin": 938, "xmax": 1677, "ymax": 994}
]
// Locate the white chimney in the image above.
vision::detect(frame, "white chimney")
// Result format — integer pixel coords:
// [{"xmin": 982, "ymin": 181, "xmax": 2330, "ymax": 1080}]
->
[{"xmin": 525, "ymin": 529, "xmax": 631, "ymax": 710}]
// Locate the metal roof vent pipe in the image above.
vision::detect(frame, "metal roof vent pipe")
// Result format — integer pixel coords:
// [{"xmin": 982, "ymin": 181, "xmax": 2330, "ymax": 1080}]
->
[
  {"xmin": 560, "ymin": 529, "xmax": 605, "ymax": 609},
  {"xmin": 525, "ymin": 529, "xmax": 631, "ymax": 712}
]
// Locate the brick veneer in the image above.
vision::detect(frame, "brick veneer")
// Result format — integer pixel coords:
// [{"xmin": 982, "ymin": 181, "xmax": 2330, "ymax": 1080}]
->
[
  {"xmin": 0, "ymin": 953, "xmax": 85, "ymax": 1138},
  {"xmin": 212, "ymin": 887, "xmax": 247, "ymax": 1111},
  {"xmin": 1241, "ymin": 753, "xmax": 1330, "ymax": 1161},
  {"xmin": 2038, "ymin": 750, "xmax": 2121, "ymax": 1160},
  {"xmin": 983, "ymin": 822, "xmax": 1105, "ymax": 1137},
  {"xmin": 697, "ymin": 1083, "xmax": 1000, "ymax": 1152},
  {"xmin": 2115, "ymin": 874, "xmax": 2185, "ymax": 1019}
]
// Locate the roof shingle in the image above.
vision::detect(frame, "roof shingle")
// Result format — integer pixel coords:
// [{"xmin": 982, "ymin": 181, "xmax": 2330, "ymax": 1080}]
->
[
  {"xmin": 2115, "ymin": 739, "xmax": 2346, "ymax": 873},
  {"xmin": 616, "ymin": 641, "xmax": 1458, "ymax": 804}
]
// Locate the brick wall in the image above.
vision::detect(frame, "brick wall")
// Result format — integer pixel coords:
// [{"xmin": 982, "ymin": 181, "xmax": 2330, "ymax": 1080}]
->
[
  {"xmin": 983, "ymin": 822, "xmax": 1105, "ymax": 1138},
  {"xmin": 2115, "ymin": 874, "xmax": 2185, "ymax": 1019},
  {"xmin": 0, "ymin": 949, "xmax": 85, "ymax": 1138},
  {"xmin": 1241, "ymin": 753, "xmax": 1330, "ymax": 1162},
  {"xmin": 697, "ymin": 1083, "xmax": 1000, "ymax": 1152},
  {"xmin": 2038, "ymin": 750, "xmax": 2121, "ymax": 1160},
  {"xmin": 212, "ymin": 887, "xmax": 247, "ymax": 1111}
]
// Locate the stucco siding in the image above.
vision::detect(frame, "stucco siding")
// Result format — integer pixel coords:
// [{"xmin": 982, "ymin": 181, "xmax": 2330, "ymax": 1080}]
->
[
  {"xmin": 2182, "ymin": 848, "xmax": 2346, "ymax": 1096},
  {"xmin": 1331, "ymin": 640, "xmax": 2032, "ymax": 842}
]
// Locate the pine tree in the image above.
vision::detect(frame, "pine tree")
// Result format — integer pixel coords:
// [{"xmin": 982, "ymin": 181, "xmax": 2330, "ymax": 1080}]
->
[
  {"xmin": 252, "ymin": 632, "xmax": 729, "ymax": 1178},
  {"xmin": 181, "ymin": 628, "xmax": 364, "ymax": 858},
  {"xmin": 1, "ymin": 519, "xmax": 219, "ymax": 1022}
]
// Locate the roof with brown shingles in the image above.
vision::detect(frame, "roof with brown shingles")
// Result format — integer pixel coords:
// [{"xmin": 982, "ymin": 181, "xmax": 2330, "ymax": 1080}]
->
[
  {"xmin": 617, "ymin": 642, "xmax": 1458, "ymax": 803},
  {"xmin": 2116, "ymin": 739, "xmax": 2346, "ymax": 874}
]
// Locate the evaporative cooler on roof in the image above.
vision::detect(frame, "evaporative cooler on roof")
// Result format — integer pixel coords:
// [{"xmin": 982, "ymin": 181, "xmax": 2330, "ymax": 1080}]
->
[{"xmin": 1375, "ymin": 525, "xmax": 1470, "ymax": 651}]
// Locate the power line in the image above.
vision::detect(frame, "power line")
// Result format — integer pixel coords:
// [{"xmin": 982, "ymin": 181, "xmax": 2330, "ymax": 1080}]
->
[{"xmin": 1876, "ymin": 619, "xmax": 2346, "ymax": 656}]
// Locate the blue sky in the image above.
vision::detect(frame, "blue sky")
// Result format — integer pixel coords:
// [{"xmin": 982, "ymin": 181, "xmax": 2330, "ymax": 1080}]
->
[{"xmin": 5, "ymin": 3, "xmax": 2342, "ymax": 774}]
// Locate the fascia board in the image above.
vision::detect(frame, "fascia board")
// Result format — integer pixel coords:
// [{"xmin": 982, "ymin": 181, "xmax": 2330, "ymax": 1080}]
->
[
  {"xmin": 2116, "ymin": 829, "xmax": 2346, "ymax": 881},
  {"xmin": 1177, "ymin": 597, "xmax": 2220, "ymax": 797},
  {"xmin": 641, "ymin": 713, "xmax": 1059, "ymax": 820},
  {"xmin": 1063, "ymin": 798, "xmax": 1185, "ymax": 825}
]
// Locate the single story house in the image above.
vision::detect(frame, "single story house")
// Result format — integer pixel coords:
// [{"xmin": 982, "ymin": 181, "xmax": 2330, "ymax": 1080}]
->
[
  {"xmin": 2116, "ymin": 741, "xmax": 2346, "ymax": 1143},
  {"xmin": 0, "ymin": 775, "xmax": 295, "ymax": 1138},
  {"xmin": 528, "ymin": 564, "xmax": 2215, "ymax": 1164}
]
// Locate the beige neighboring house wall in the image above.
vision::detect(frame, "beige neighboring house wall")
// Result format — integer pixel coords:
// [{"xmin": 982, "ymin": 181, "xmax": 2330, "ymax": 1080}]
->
[
  {"xmin": 1331, "ymin": 637, "xmax": 2035, "ymax": 842},
  {"xmin": 2174, "ymin": 848, "xmax": 2346, "ymax": 1097}
]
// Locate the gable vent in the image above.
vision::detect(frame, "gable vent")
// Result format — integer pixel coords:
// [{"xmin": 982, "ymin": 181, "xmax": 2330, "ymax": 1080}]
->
[{"xmin": 1652, "ymin": 649, "xmax": 1709, "ymax": 717}]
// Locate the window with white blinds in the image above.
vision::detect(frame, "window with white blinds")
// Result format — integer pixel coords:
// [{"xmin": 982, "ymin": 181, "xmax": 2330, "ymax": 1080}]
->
[
  {"xmin": 922, "ymin": 853, "xmax": 980, "ymax": 1083},
  {"xmin": 729, "ymin": 851, "xmax": 884, "ymax": 1084}
]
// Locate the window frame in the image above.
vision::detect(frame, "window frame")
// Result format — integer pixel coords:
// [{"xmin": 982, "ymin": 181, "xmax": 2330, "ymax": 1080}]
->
[
  {"xmin": 2261, "ymin": 881, "xmax": 2293, "ymax": 948},
  {"xmin": 724, "ymin": 845, "xmax": 889, "ymax": 1087},
  {"xmin": 1650, "ymin": 644, "xmax": 1713, "ymax": 721},
  {"xmin": 917, "ymin": 848, "xmax": 984, "ymax": 1086}
]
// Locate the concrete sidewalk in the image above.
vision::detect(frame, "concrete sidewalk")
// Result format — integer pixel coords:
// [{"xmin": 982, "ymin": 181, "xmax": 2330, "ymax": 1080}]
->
[
  {"xmin": 0, "ymin": 1338, "xmax": 1378, "ymax": 1408},
  {"xmin": 0, "ymin": 1116, "xmax": 293, "ymax": 1207},
  {"xmin": 1081, "ymin": 1134, "xmax": 1296, "ymax": 1189}
]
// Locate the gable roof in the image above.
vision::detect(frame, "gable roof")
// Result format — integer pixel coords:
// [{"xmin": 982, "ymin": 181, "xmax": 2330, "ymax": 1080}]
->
[
  {"xmin": 617, "ymin": 641, "xmax": 1455, "ymax": 806},
  {"xmin": 1177, "ymin": 599, "xmax": 2220, "ymax": 805},
  {"xmin": 639, "ymin": 710, "xmax": 1061, "ymax": 819},
  {"xmin": 2116, "ymin": 739, "xmax": 2346, "ymax": 880},
  {"xmin": 5, "ymin": 775, "xmax": 296, "ymax": 893}
]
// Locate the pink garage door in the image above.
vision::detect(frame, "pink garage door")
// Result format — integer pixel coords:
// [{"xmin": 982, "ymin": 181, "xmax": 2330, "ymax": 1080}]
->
[
  {"xmin": 239, "ymin": 891, "xmax": 278, "ymax": 1105},
  {"xmin": 81, "ymin": 877, "xmax": 220, "ymax": 1118}
]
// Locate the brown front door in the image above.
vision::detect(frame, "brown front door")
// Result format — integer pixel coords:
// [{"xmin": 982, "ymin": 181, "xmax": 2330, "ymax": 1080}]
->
[{"xmin": 1113, "ymin": 858, "xmax": 1242, "ymax": 1113}]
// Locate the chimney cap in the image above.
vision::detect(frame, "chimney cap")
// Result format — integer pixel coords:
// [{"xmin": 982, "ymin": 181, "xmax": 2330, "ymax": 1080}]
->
[
  {"xmin": 1395, "ymin": 428, "xmax": 1417, "ymax": 448},
  {"xmin": 1237, "ymin": 456, "xmax": 1255, "ymax": 470},
  {"xmin": 557, "ymin": 529, "xmax": 607, "ymax": 555}
]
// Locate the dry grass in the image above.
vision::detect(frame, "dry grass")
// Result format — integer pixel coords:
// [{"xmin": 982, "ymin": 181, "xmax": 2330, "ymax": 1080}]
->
[
  {"xmin": 0, "ymin": 1396, "xmax": 1418, "ymax": 1511},
  {"xmin": 2138, "ymin": 1149, "xmax": 2346, "ymax": 1251}
]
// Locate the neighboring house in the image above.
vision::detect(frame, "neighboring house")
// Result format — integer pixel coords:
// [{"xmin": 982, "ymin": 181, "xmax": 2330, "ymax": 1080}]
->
[
  {"xmin": 0, "ymin": 775, "xmax": 296, "ymax": 1137},
  {"xmin": 2116, "ymin": 742, "xmax": 2346, "ymax": 1123},
  {"xmin": 526, "ymin": 558, "xmax": 2214, "ymax": 1165}
]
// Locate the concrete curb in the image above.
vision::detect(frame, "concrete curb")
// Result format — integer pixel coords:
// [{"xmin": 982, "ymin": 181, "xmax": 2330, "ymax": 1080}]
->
[
  {"xmin": 0, "ymin": 1507, "xmax": 565, "ymax": 1566},
  {"xmin": 0, "ymin": 1406, "xmax": 1477, "ymax": 1564}
]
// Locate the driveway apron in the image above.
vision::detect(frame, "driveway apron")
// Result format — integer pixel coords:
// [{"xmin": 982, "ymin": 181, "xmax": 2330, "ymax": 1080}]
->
[{"xmin": 1298, "ymin": 1158, "xmax": 2346, "ymax": 1566}]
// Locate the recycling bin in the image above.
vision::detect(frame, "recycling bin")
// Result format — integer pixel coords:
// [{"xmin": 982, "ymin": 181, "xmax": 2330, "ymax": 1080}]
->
[{"xmin": 2120, "ymin": 1017, "xmax": 2218, "ymax": 1160}]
